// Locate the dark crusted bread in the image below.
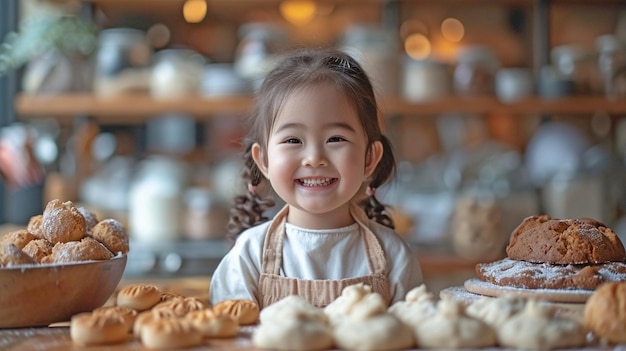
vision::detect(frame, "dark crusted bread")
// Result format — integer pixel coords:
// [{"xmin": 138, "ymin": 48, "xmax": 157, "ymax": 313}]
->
[{"xmin": 506, "ymin": 215, "xmax": 626, "ymax": 264}]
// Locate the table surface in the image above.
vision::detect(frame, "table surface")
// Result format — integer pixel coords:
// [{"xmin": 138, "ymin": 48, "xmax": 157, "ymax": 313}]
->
[
  {"xmin": 2, "ymin": 278, "xmax": 625, "ymax": 351},
  {"xmin": 2, "ymin": 326, "xmax": 626, "ymax": 351}
]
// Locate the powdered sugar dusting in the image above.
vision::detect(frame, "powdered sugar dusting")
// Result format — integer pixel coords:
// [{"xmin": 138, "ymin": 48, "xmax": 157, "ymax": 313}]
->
[{"xmin": 477, "ymin": 258, "xmax": 626, "ymax": 290}]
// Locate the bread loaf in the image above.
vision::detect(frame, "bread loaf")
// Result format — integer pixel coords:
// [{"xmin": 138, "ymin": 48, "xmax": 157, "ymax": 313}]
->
[{"xmin": 506, "ymin": 215, "xmax": 625, "ymax": 264}]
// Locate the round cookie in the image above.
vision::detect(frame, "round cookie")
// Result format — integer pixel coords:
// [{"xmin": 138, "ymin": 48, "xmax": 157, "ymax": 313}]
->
[
  {"xmin": 213, "ymin": 299, "xmax": 260, "ymax": 325},
  {"xmin": 70, "ymin": 312, "xmax": 128, "ymax": 345},
  {"xmin": 584, "ymin": 281, "xmax": 626, "ymax": 344},
  {"xmin": 93, "ymin": 305, "xmax": 138, "ymax": 333},
  {"xmin": 506, "ymin": 215, "xmax": 626, "ymax": 264},
  {"xmin": 133, "ymin": 311, "xmax": 171, "ymax": 338},
  {"xmin": 41, "ymin": 199, "xmax": 87, "ymax": 244},
  {"xmin": 187, "ymin": 309, "xmax": 239, "ymax": 338},
  {"xmin": 42, "ymin": 237, "xmax": 113, "ymax": 263},
  {"xmin": 158, "ymin": 291, "xmax": 184, "ymax": 304},
  {"xmin": 22, "ymin": 239, "xmax": 53, "ymax": 263},
  {"xmin": 0, "ymin": 243, "xmax": 36, "ymax": 267},
  {"xmin": 0, "ymin": 229, "xmax": 36, "ymax": 249},
  {"xmin": 152, "ymin": 297, "xmax": 209, "ymax": 317},
  {"xmin": 90, "ymin": 218, "xmax": 129, "ymax": 255},
  {"xmin": 498, "ymin": 300, "xmax": 586, "ymax": 350},
  {"xmin": 140, "ymin": 317, "xmax": 203, "ymax": 349},
  {"xmin": 415, "ymin": 299, "xmax": 497, "ymax": 349},
  {"xmin": 117, "ymin": 284, "xmax": 161, "ymax": 311}
]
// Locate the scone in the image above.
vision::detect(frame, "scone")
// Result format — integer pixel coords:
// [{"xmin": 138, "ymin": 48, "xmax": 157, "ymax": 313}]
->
[
  {"xmin": 90, "ymin": 218, "xmax": 129, "ymax": 255},
  {"xmin": 21, "ymin": 239, "xmax": 53, "ymax": 263},
  {"xmin": 26, "ymin": 215, "xmax": 44, "ymax": 238},
  {"xmin": 41, "ymin": 199, "xmax": 87, "ymax": 244},
  {"xmin": 77, "ymin": 206, "xmax": 99, "ymax": 235},
  {"xmin": 584, "ymin": 281, "xmax": 626, "ymax": 344},
  {"xmin": 0, "ymin": 243, "xmax": 36, "ymax": 267},
  {"xmin": 42, "ymin": 237, "xmax": 113, "ymax": 263},
  {"xmin": 0, "ymin": 229, "xmax": 36, "ymax": 249}
]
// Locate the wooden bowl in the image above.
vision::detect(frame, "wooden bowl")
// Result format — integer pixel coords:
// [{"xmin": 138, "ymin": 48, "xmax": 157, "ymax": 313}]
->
[{"xmin": 0, "ymin": 255, "xmax": 127, "ymax": 328}]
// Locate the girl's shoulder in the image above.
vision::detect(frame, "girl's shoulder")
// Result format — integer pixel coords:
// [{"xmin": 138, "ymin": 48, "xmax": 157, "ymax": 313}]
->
[
  {"xmin": 232, "ymin": 221, "xmax": 272, "ymax": 247},
  {"xmin": 367, "ymin": 219, "xmax": 413, "ymax": 250}
]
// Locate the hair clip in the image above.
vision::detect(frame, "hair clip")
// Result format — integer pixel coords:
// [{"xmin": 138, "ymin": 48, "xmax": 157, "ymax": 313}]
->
[{"xmin": 325, "ymin": 55, "xmax": 360, "ymax": 74}]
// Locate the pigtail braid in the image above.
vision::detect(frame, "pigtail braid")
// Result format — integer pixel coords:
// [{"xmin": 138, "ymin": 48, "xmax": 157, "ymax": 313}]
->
[
  {"xmin": 227, "ymin": 142, "xmax": 275, "ymax": 238},
  {"xmin": 359, "ymin": 135, "xmax": 396, "ymax": 229}
]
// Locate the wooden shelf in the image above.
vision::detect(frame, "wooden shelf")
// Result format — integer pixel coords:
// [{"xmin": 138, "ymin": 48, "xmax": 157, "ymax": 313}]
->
[
  {"xmin": 14, "ymin": 94, "xmax": 254, "ymax": 124},
  {"xmin": 14, "ymin": 93, "xmax": 626, "ymax": 125}
]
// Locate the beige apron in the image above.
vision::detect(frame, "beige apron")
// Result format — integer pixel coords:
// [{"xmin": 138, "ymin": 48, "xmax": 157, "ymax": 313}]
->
[{"xmin": 257, "ymin": 202, "xmax": 391, "ymax": 308}]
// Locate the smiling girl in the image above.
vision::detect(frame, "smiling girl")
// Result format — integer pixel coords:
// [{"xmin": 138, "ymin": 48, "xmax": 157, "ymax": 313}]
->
[{"xmin": 209, "ymin": 48, "xmax": 423, "ymax": 308}]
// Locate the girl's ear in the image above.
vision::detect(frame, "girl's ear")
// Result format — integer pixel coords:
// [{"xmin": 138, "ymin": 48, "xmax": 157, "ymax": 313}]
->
[
  {"xmin": 365, "ymin": 141, "xmax": 383, "ymax": 178},
  {"xmin": 251, "ymin": 142, "xmax": 269, "ymax": 178}
]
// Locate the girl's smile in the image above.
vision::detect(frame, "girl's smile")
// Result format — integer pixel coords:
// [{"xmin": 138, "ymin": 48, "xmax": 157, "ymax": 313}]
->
[{"xmin": 296, "ymin": 177, "xmax": 338, "ymax": 188}]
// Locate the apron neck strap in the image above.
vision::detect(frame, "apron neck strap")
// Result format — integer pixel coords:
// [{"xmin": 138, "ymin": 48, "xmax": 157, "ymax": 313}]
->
[{"xmin": 261, "ymin": 203, "xmax": 387, "ymax": 275}]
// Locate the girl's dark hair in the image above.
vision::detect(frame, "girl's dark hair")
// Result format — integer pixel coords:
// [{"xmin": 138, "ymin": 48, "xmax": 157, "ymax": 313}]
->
[{"xmin": 227, "ymin": 47, "xmax": 396, "ymax": 237}]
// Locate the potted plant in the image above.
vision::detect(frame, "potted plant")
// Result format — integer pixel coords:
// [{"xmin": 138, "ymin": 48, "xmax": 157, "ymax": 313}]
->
[{"xmin": 0, "ymin": 6, "xmax": 98, "ymax": 94}]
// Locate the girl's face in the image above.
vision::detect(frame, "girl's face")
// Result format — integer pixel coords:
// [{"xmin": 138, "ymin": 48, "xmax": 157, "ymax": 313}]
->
[{"xmin": 252, "ymin": 83, "xmax": 382, "ymax": 229}]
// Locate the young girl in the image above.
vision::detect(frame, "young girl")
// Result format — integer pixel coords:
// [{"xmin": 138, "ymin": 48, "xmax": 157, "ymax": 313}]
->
[{"xmin": 209, "ymin": 47, "xmax": 423, "ymax": 308}]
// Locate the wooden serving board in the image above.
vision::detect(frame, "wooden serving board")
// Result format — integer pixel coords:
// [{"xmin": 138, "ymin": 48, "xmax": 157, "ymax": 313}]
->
[{"xmin": 463, "ymin": 278, "xmax": 592, "ymax": 303}]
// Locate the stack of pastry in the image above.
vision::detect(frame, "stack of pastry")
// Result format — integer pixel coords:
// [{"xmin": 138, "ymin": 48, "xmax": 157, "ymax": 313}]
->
[
  {"xmin": 473, "ymin": 215, "xmax": 626, "ymax": 293},
  {"xmin": 70, "ymin": 283, "xmax": 260, "ymax": 349},
  {"xmin": 0, "ymin": 199, "xmax": 129, "ymax": 266}
]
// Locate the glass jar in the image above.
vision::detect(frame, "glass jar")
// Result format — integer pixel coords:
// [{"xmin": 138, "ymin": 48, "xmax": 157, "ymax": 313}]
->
[
  {"xmin": 150, "ymin": 49, "xmax": 206, "ymax": 99},
  {"xmin": 340, "ymin": 24, "xmax": 399, "ymax": 97},
  {"xmin": 128, "ymin": 156, "xmax": 190, "ymax": 243},
  {"xmin": 453, "ymin": 45, "xmax": 499, "ymax": 97},
  {"xmin": 93, "ymin": 28, "xmax": 152, "ymax": 96},
  {"xmin": 234, "ymin": 22, "xmax": 290, "ymax": 90},
  {"xmin": 551, "ymin": 44, "xmax": 594, "ymax": 94},
  {"xmin": 596, "ymin": 34, "xmax": 626, "ymax": 99}
]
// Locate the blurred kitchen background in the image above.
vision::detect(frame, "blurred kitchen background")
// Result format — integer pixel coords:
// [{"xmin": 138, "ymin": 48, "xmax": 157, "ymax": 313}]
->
[{"xmin": 1, "ymin": 0, "xmax": 626, "ymax": 288}]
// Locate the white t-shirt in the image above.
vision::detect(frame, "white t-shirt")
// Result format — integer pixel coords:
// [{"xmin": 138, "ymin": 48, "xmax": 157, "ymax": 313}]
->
[{"xmin": 209, "ymin": 219, "xmax": 423, "ymax": 306}]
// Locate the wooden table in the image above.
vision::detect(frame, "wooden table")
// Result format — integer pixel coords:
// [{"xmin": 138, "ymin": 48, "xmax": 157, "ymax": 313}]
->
[{"xmin": 2, "ymin": 326, "xmax": 625, "ymax": 351}]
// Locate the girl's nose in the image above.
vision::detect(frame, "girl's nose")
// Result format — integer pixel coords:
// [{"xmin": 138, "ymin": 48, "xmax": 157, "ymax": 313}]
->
[{"xmin": 302, "ymin": 145, "xmax": 327, "ymax": 167}]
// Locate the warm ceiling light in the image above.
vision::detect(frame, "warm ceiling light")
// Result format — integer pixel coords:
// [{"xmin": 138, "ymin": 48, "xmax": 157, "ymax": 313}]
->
[
  {"xmin": 441, "ymin": 18, "xmax": 464, "ymax": 42},
  {"xmin": 183, "ymin": 0, "xmax": 207, "ymax": 24},
  {"xmin": 280, "ymin": 0, "xmax": 317, "ymax": 25},
  {"xmin": 405, "ymin": 33, "xmax": 431, "ymax": 60}
]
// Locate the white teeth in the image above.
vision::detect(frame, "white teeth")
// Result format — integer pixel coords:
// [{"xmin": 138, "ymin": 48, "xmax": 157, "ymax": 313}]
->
[{"xmin": 300, "ymin": 178, "xmax": 333, "ymax": 187}]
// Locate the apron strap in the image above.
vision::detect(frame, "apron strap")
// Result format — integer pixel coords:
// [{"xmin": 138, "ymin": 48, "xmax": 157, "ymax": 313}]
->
[{"xmin": 261, "ymin": 203, "xmax": 387, "ymax": 276}]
